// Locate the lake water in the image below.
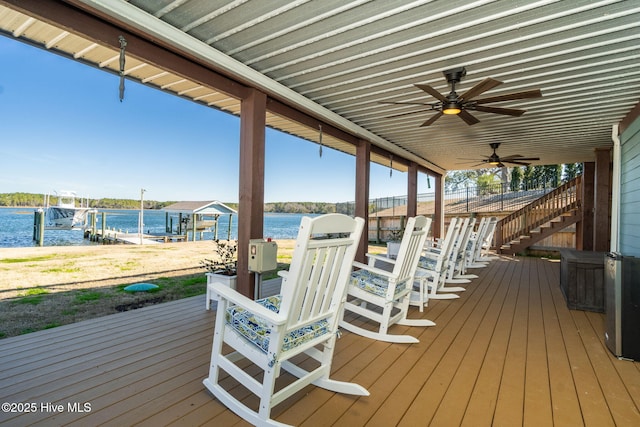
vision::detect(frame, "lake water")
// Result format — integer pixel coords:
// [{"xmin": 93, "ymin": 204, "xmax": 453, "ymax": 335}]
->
[{"xmin": 0, "ymin": 208, "xmax": 311, "ymax": 248}]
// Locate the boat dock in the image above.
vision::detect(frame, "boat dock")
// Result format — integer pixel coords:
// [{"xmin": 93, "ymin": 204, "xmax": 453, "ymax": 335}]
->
[{"xmin": 84, "ymin": 228, "xmax": 188, "ymax": 245}]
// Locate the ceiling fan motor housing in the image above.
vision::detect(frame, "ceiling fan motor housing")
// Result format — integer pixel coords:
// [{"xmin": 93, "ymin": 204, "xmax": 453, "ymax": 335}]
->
[{"xmin": 443, "ymin": 66, "xmax": 467, "ymax": 84}]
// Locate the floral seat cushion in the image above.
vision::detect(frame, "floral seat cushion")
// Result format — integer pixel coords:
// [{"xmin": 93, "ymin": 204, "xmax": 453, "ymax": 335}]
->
[
  {"xmin": 225, "ymin": 295, "xmax": 329, "ymax": 354},
  {"xmin": 417, "ymin": 255, "xmax": 437, "ymax": 270},
  {"xmin": 467, "ymin": 239, "xmax": 475, "ymax": 250},
  {"xmin": 350, "ymin": 269, "xmax": 407, "ymax": 298}
]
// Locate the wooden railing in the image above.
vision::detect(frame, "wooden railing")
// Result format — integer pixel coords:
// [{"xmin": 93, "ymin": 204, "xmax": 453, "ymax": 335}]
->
[{"xmin": 495, "ymin": 175, "xmax": 582, "ymax": 249}]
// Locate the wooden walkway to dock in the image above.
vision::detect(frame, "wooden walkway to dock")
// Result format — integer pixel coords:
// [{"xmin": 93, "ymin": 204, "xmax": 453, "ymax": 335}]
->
[
  {"xmin": 85, "ymin": 229, "xmax": 188, "ymax": 245},
  {"xmin": 1, "ymin": 255, "xmax": 639, "ymax": 426}
]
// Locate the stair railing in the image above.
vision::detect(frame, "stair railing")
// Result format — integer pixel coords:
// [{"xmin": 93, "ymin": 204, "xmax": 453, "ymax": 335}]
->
[{"xmin": 495, "ymin": 176, "xmax": 582, "ymax": 249}]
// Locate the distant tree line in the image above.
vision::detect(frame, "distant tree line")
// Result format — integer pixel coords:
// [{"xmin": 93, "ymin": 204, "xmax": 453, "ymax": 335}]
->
[
  {"xmin": 264, "ymin": 202, "xmax": 337, "ymax": 214},
  {"xmin": 508, "ymin": 163, "xmax": 582, "ymax": 191},
  {"xmin": 445, "ymin": 163, "xmax": 583, "ymax": 193},
  {"xmin": 90, "ymin": 198, "xmax": 175, "ymax": 210},
  {"xmin": 0, "ymin": 193, "xmax": 176, "ymax": 210},
  {"xmin": 0, "ymin": 193, "xmax": 338, "ymax": 214},
  {"xmin": 0, "ymin": 192, "xmax": 45, "ymax": 207}
]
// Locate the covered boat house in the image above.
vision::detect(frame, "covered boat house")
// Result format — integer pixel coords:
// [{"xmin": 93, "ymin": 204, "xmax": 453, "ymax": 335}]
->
[{"xmin": 162, "ymin": 200, "xmax": 236, "ymax": 241}]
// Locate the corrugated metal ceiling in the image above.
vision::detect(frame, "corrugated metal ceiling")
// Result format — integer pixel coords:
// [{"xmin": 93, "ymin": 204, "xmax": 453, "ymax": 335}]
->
[{"xmin": 1, "ymin": 0, "xmax": 639, "ymax": 173}]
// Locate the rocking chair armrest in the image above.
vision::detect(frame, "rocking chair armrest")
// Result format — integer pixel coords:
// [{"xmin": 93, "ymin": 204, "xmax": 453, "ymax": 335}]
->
[
  {"xmin": 209, "ymin": 282, "xmax": 287, "ymax": 325},
  {"xmin": 352, "ymin": 261, "xmax": 397, "ymax": 280},
  {"xmin": 352, "ymin": 260, "xmax": 370, "ymax": 270},
  {"xmin": 420, "ymin": 251, "xmax": 439, "ymax": 261},
  {"xmin": 277, "ymin": 270, "xmax": 289, "ymax": 279},
  {"xmin": 415, "ymin": 267, "xmax": 437, "ymax": 279},
  {"xmin": 365, "ymin": 253, "xmax": 397, "ymax": 266},
  {"xmin": 424, "ymin": 247, "xmax": 443, "ymax": 256}
]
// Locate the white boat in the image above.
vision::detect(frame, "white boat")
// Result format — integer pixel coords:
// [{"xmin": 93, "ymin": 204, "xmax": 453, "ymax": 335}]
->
[{"xmin": 43, "ymin": 191, "xmax": 94, "ymax": 230}]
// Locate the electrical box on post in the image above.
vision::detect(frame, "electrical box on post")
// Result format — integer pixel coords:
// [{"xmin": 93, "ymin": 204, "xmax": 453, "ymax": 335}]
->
[{"xmin": 248, "ymin": 239, "xmax": 278, "ymax": 273}]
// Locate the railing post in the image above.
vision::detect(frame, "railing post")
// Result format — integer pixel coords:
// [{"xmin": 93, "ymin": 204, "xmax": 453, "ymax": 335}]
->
[{"xmin": 466, "ymin": 184, "xmax": 469, "ymax": 212}]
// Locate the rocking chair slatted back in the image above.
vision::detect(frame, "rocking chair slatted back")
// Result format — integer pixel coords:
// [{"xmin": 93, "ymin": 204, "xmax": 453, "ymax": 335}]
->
[
  {"xmin": 393, "ymin": 216, "xmax": 432, "ymax": 286},
  {"xmin": 428, "ymin": 217, "xmax": 460, "ymax": 256},
  {"xmin": 481, "ymin": 216, "xmax": 498, "ymax": 252},
  {"xmin": 281, "ymin": 238, "xmax": 353, "ymax": 329},
  {"xmin": 282, "ymin": 235, "xmax": 356, "ymax": 329}
]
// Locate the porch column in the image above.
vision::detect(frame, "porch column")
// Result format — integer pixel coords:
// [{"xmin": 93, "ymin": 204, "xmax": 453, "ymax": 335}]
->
[
  {"xmin": 355, "ymin": 139, "xmax": 371, "ymax": 263},
  {"xmin": 594, "ymin": 147, "xmax": 612, "ymax": 251},
  {"xmin": 407, "ymin": 162, "xmax": 418, "ymax": 218},
  {"xmin": 577, "ymin": 162, "xmax": 594, "ymax": 250},
  {"xmin": 237, "ymin": 88, "xmax": 266, "ymax": 298},
  {"xmin": 433, "ymin": 173, "xmax": 444, "ymax": 239}
]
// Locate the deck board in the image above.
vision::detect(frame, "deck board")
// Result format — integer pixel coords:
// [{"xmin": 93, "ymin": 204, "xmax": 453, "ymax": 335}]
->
[
  {"xmin": 429, "ymin": 257, "xmax": 514, "ymax": 427},
  {"xmin": 461, "ymin": 258, "xmax": 520, "ymax": 427},
  {"xmin": 1, "ymin": 256, "xmax": 640, "ymax": 426},
  {"xmin": 524, "ymin": 257, "xmax": 554, "ymax": 427},
  {"xmin": 538, "ymin": 258, "xmax": 584, "ymax": 427}
]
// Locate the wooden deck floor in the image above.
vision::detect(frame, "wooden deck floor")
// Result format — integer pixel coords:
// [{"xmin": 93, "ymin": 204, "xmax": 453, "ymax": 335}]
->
[{"xmin": 1, "ymin": 256, "xmax": 639, "ymax": 426}]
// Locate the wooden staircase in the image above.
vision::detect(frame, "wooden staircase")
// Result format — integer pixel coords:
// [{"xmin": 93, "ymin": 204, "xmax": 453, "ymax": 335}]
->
[{"xmin": 495, "ymin": 176, "xmax": 582, "ymax": 255}]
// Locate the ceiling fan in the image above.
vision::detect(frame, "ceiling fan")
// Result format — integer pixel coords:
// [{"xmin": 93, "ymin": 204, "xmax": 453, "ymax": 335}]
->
[
  {"xmin": 459, "ymin": 143, "xmax": 540, "ymax": 168},
  {"xmin": 380, "ymin": 67, "xmax": 542, "ymax": 126}
]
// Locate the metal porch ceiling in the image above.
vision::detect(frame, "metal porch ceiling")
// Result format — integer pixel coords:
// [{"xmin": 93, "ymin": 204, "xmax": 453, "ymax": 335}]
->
[{"xmin": 2, "ymin": 0, "xmax": 639, "ymax": 173}]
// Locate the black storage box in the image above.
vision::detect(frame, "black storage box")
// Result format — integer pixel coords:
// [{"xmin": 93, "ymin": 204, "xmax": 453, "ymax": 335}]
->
[{"xmin": 560, "ymin": 249, "xmax": 606, "ymax": 312}]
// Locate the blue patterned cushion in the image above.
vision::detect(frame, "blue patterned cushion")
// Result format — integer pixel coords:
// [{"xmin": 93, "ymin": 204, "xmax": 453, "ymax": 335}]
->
[
  {"xmin": 418, "ymin": 256, "xmax": 437, "ymax": 270},
  {"xmin": 350, "ymin": 269, "xmax": 407, "ymax": 298},
  {"xmin": 225, "ymin": 295, "xmax": 329, "ymax": 354}
]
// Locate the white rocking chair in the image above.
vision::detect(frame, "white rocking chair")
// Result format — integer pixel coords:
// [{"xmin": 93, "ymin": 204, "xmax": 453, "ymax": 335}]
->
[
  {"xmin": 465, "ymin": 216, "xmax": 490, "ymax": 269},
  {"xmin": 442, "ymin": 217, "xmax": 478, "ymax": 284},
  {"xmin": 476, "ymin": 216, "xmax": 498, "ymax": 262},
  {"xmin": 465, "ymin": 216, "xmax": 498, "ymax": 268},
  {"xmin": 203, "ymin": 214, "xmax": 367, "ymax": 427},
  {"xmin": 411, "ymin": 217, "xmax": 464, "ymax": 310},
  {"xmin": 340, "ymin": 216, "xmax": 433, "ymax": 344}
]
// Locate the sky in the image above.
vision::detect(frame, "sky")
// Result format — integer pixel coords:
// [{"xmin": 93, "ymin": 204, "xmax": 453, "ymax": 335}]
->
[{"xmin": 0, "ymin": 36, "xmax": 432, "ymax": 203}]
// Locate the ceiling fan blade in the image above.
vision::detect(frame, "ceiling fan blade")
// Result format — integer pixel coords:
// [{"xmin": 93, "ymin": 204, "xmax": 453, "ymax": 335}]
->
[
  {"xmin": 385, "ymin": 108, "xmax": 434, "ymax": 119},
  {"xmin": 458, "ymin": 110, "xmax": 480, "ymax": 125},
  {"xmin": 459, "ymin": 77, "xmax": 502, "ymax": 101},
  {"xmin": 473, "ymin": 89, "xmax": 542, "ymax": 104},
  {"xmin": 415, "ymin": 84, "xmax": 447, "ymax": 102},
  {"xmin": 501, "ymin": 155, "xmax": 540, "ymax": 161},
  {"xmin": 474, "ymin": 105, "xmax": 526, "ymax": 116},
  {"xmin": 420, "ymin": 111, "xmax": 443, "ymax": 126},
  {"xmin": 505, "ymin": 160, "xmax": 533, "ymax": 166}
]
